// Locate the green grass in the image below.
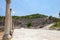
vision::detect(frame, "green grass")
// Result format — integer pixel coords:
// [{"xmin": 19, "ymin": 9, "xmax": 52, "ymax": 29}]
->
[{"xmin": 50, "ymin": 22, "xmax": 60, "ymax": 29}]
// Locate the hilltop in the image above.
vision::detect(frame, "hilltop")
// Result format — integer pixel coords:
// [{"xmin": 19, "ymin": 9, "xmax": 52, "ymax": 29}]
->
[{"xmin": 12, "ymin": 14, "xmax": 48, "ymax": 19}]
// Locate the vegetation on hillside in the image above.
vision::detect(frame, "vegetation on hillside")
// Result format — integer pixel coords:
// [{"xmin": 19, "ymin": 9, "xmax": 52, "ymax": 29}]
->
[
  {"xmin": 12, "ymin": 14, "xmax": 60, "ymax": 29},
  {"xmin": 49, "ymin": 17, "xmax": 60, "ymax": 30},
  {"xmin": 0, "ymin": 16, "xmax": 4, "ymax": 21},
  {"xmin": 0, "ymin": 13, "xmax": 60, "ymax": 29},
  {"xmin": 0, "ymin": 13, "xmax": 60, "ymax": 22},
  {"xmin": 49, "ymin": 12, "xmax": 60, "ymax": 30},
  {"xmin": 50, "ymin": 22, "xmax": 60, "ymax": 30},
  {"xmin": 26, "ymin": 22, "xmax": 32, "ymax": 28},
  {"xmin": 12, "ymin": 14, "xmax": 48, "ymax": 19}
]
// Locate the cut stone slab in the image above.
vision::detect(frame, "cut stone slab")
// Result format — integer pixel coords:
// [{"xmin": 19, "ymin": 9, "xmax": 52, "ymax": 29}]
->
[{"xmin": 11, "ymin": 29, "xmax": 60, "ymax": 40}]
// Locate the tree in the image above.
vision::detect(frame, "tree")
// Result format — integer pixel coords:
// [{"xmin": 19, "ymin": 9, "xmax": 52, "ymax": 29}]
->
[
  {"xmin": 49, "ymin": 16, "xmax": 52, "ymax": 20},
  {"xmin": 59, "ymin": 12, "xmax": 60, "ymax": 17}
]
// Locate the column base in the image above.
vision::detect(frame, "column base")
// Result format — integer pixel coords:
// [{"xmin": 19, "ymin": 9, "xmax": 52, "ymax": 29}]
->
[
  {"xmin": 10, "ymin": 30, "xmax": 14, "ymax": 36},
  {"xmin": 2, "ymin": 34, "xmax": 11, "ymax": 40}
]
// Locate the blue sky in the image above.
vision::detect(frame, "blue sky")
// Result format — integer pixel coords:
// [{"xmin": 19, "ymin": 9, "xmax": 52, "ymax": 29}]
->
[{"xmin": 0, "ymin": 0, "xmax": 60, "ymax": 17}]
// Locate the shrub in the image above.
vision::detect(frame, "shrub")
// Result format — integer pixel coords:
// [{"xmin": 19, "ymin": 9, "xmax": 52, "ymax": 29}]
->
[{"xmin": 27, "ymin": 22, "xmax": 32, "ymax": 28}]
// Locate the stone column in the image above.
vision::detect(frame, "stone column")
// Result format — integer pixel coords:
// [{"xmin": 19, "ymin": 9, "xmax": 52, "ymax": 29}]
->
[
  {"xmin": 2, "ymin": 0, "xmax": 11, "ymax": 40},
  {"xmin": 10, "ymin": 8, "xmax": 13, "ymax": 36}
]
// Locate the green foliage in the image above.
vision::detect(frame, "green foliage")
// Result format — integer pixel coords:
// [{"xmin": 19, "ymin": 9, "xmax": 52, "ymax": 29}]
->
[
  {"xmin": 0, "ymin": 16, "xmax": 4, "ymax": 21},
  {"xmin": 12, "ymin": 16, "xmax": 20, "ymax": 19},
  {"xmin": 26, "ymin": 22, "xmax": 32, "ymax": 28},
  {"xmin": 0, "ymin": 13, "xmax": 60, "ymax": 23},
  {"xmin": 59, "ymin": 12, "xmax": 60, "ymax": 17},
  {"xmin": 50, "ymin": 22, "xmax": 60, "ymax": 29},
  {"xmin": 12, "ymin": 13, "xmax": 48, "ymax": 19},
  {"xmin": 48, "ymin": 16, "xmax": 60, "ymax": 22},
  {"xmin": 49, "ymin": 16, "xmax": 53, "ymax": 20}
]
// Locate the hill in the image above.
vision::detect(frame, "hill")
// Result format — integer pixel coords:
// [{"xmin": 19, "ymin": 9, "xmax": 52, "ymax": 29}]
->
[{"xmin": 0, "ymin": 13, "xmax": 60, "ymax": 29}]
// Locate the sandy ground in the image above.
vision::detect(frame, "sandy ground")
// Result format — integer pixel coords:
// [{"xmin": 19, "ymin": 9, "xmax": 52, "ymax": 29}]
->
[
  {"xmin": 11, "ymin": 29, "xmax": 60, "ymax": 40},
  {"xmin": 11, "ymin": 23, "xmax": 60, "ymax": 40},
  {"xmin": 0, "ymin": 32, "xmax": 4, "ymax": 40},
  {"xmin": 0, "ymin": 23, "xmax": 57, "ymax": 40}
]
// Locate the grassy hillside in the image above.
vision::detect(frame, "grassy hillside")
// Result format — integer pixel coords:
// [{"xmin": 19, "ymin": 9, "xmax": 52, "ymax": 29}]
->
[
  {"xmin": 50, "ymin": 22, "xmax": 60, "ymax": 30},
  {"xmin": 12, "ymin": 14, "xmax": 48, "ymax": 19},
  {"xmin": 0, "ymin": 13, "xmax": 60, "ymax": 22}
]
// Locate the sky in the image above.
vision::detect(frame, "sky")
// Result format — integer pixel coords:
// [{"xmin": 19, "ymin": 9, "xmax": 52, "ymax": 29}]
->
[{"xmin": 0, "ymin": 0, "xmax": 60, "ymax": 17}]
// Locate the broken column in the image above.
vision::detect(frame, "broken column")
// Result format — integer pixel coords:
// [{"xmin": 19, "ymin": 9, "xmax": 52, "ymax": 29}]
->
[{"xmin": 2, "ymin": 0, "xmax": 11, "ymax": 40}]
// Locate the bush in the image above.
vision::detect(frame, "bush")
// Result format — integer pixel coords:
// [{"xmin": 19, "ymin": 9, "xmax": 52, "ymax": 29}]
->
[{"xmin": 27, "ymin": 22, "xmax": 32, "ymax": 28}]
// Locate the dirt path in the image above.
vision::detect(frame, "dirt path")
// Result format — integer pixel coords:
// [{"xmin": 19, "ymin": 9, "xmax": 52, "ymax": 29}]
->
[{"xmin": 41, "ymin": 23, "xmax": 55, "ymax": 30}]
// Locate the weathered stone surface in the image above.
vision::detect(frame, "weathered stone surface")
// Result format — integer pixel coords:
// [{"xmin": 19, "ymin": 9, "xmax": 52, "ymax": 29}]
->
[
  {"xmin": 3, "ymin": 0, "xmax": 12, "ymax": 40},
  {"xmin": 2, "ymin": 34, "xmax": 11, "ymax": 40}
]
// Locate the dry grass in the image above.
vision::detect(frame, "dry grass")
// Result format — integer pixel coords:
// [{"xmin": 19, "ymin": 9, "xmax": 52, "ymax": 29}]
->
[{"xmin": 0, "ymin": 31, "xmax": 4, "ymax": 40}]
